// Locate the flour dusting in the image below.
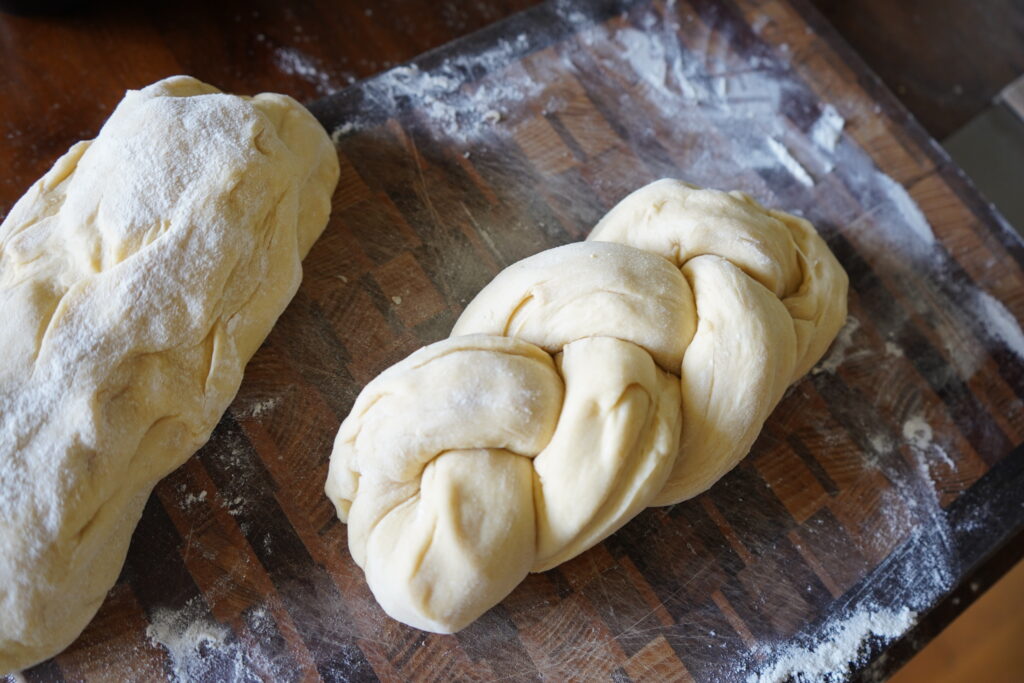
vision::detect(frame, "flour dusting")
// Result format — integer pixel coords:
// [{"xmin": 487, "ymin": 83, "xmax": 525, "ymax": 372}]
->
[
  {"xmin": 145, "ymin": 596, "xmax": 295, "ymax": 682},
  {"xmin": 234, "ymin": 396, "xmax": 281, "ymax": 420},
  {"xmin": 181, "ymin": 489, "xmax": 208, "ymax": 509},
  {"xmin": 883, "ymin": 341, "xmax": 904, "ymax": 357},
  {"xmin": 873, "ymin": 173, "xmax": 935, "ymax": 246},
  {"xmin": 748, "ymin": 606, "xmax": 916, "ymax": 683},
  {"xmin": 973, "ymin": 287, "xmax": 1024, "ymax": 358},
  {"xmin": 903, "ymin": 414, "xmax": 954, "ymax": 470},
  {"xmin": 812, "ymin": 316, "xmax": 864, "ymax": 375},
  {"xmin": 330, "ymin": 33, "xmax": 541, "ymax": 142},
  {"xmin": 273, "ymin": 47, "xmax": 348, "ymax": 96},
  {"xmin": 810, "ymin": 105, "xmax": 844, "ymax": 154},
  {"xmin": 147, "ymin": 597, "xmax": 232, "ymax": 682},
  {"xmin": 901, "ymin": 415, "xmax": 933, "ymax": 451},
  {"xmin": 767, "ymin": 137, "xmax": 814, "ymax": 187}
]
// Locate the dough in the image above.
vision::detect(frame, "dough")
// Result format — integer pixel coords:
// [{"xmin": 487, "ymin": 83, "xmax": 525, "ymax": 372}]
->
[
  {"xmin": 326, "ymin": 179, "xmax": 847, "ymax": 633},
  {"xmin": 0, "ymin": 76, "xmax": 339, "ymax": 673}
]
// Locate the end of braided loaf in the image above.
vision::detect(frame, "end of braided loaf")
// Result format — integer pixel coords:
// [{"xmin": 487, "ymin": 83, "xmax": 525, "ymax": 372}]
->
[{"xmin": 325, "ymin": 179, "xmax": 848, "ymax": 633}]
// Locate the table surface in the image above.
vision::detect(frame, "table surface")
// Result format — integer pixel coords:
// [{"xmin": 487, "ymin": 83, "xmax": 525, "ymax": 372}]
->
[{"xmin": 2, "ymin": 0, "xmax": 1024, "ymax": 681}]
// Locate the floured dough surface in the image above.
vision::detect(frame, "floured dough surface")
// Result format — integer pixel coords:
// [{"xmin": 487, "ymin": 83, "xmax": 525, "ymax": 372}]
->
[
  {"xmin": 327, "ymin": 179, "xmax": 848, "ymax": 633},
  {"xmin": 0, "ymin": 76, "xmax": 339, "ymax": 673}
]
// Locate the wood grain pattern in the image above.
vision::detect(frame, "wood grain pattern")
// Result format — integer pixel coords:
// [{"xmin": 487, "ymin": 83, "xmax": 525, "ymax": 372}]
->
[{"xmin": 5, "ymin": 0, "xmax": 1024, "ymax": 681}]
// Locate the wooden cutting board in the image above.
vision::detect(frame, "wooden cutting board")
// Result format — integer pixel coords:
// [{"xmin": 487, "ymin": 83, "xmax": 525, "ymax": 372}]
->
[{"xmin": 17, "ymin": 0, "xmax": 1024, "ymax": 681}]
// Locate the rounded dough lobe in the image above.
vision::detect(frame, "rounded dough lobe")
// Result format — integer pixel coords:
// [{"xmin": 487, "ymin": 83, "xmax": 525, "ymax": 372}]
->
[
  {"xmin": 588, "ymin": 179, "xmax": 802, "ymax": 296},
  {"xmin": 532, "ymin": 336, "xmax": 681, "ymax": 571},
  {"xmin": 589, "ymin": 178, "xmax": 848, "ymax": 377},
  {"xmin": 453, "ymin": 241, "xmax": 696, "ymax": 372},
  {"xmin": 364, "ymin": 449, "xmax": 536, "ymax": 633},
  {"xmin": 652, "ymin": 255, "xmax": 798, "ymax": 505},
  {"xmin": 326, "ymin": 335, "xmax": 563, "ymax": 632}
]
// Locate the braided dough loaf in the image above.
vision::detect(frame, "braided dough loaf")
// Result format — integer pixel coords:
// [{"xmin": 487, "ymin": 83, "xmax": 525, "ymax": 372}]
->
[
  {"xmin": 0, "ymin": 76, "xmax": 338, "ymax": 673},
  {"xmin": 326, "ymin": 179, "xmax": 847, "ymax": 633}
]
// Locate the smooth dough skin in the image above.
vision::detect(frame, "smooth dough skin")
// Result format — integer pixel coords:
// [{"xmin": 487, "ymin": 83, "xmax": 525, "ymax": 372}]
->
[
  {"xmin": 0, "ymin": 76, "xmax": 339, "ymax": 673},
  {"xmin": 326, "ymin": 179, "xmax": 848, "ymax": 634}
]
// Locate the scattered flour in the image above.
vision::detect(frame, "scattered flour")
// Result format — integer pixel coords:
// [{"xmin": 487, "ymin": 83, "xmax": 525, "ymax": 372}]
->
[
  {"xmin": 873, "ymin": 172, "xmax": 935, "ymax": 246},
  {"xmin": 617, "ymin": 27, "xmax": 672, "ymax": 95},
  {"xmin": 812, "ymin": 316, "xmax": 864, "ymax": 375},
  {"xmin": 867, "ymin": 432, "xmax": 893, "ymax": 459},
  {"xmin": 181, "ymin": 489, "xmax": 208, "ymax": 509},
  {"xmin": 234, "ymin": 396, "xmax": 281, "ymax": 420},
  {"xmin": 748, "ymin": 607, "xmax": 916, "ymax": 683},
  {"xmin": 901, "ymin": 415, "xmax": 933, "ymax": 451},
  {"xmin": 903, "ymin": 414, "xmax": 954, "ymax": 469},
  {"xmin": 225, "ymin": 495, "xmax": 246, "ymax": 516},
  {"xmin": 273, "ymin": 47, "xmax": 347, "ymax": 96},
  {"xmin": 767, "ymin": 137, "xmax": 815, "ymax": 187},
  {"xmin": 973, "ymin": 287, "xmax": 1024, "ymax": 359},
  {"xmin": 330, "ymin": 122, "xmax": 355, "ymax": 144},
  {"xmin": 883, "ymin": 341, "xmax": 904, "ymax": 357},
  {"xmin": 331, "ymin": 33, "xmax": 541, "ymax": 142},
  {"xmin": 144, "ymin": 596, "xmax": 293, "ymax": 682},
  {"xmin": 810, "ymin": 104, "xmax": 844, "ymax": 154},
  {"xmin": 146, "ymin": 597, "xmax": 231, "ymax": 682}
]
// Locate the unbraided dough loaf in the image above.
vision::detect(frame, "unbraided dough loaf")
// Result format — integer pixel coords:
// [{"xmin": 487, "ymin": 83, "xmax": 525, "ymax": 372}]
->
[
  {"xmin": 326, "ymin": 179, "xmax": 848, "ymax": 633},
  {"xmin": 0, "ymin": 76, "xmax": 338, "ymax": 673}
]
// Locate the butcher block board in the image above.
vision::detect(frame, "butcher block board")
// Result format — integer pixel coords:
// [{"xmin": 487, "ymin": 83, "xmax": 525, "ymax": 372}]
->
[{"xmin": 14, "ymin": 0, "xmax": 1024, "ymax": 681}]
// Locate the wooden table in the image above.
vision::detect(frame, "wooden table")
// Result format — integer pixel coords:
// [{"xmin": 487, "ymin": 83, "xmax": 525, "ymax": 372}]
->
[{"xmin": 2, "ymin": 0, "xmax": 1023, "ymax": 681}]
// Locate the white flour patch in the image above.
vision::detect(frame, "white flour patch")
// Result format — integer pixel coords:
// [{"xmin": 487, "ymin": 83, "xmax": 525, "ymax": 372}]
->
[
  {"xmin": 332, "ymin": 33, "xmax": 542, "ymax": 143},
  {"xmin": 146, "ymin": 596, "xmax": 291, "ymax": 681},
  {"xmin": 932, "ymin": 445, "xmax": 956, "ymax": 471},
  {"xmin": 810, "ymin": 104, "xmax": 844, "ymax": 154},
  {"xmin": 973, "ymin": 287, "xmax": 1024, "ymax": 358},
  {"xmin": 903, "ymin": 414, "xmax": 954, "ymax": 470},
  {"xmin": 750, "ymin": 14, "xmax": 771, "ymax": 34},
  {"xmin": 234, "ymin": 396, "xmax": 281, "ymax": 420},
  {"xmin": 181, "ymin": 489, "xmax": 208, "ymax": 509},
  {"xmin": 767, "ymin": 137, "xmax": 814, "ymax": 187},
  {"xmin": 883, "ymin": 341, "xmax": 903, "ymax": 357},
  {"xmin": 873, "ymin": 173, "xmax": 934, "ymax": 246},
  {"xmin": 273, "ymin": 47, "xmax": 347, "ymax": 96},
  {"xmin": 867, "ymin": 432, "xmax": 893, "ymax": 460},
  {"xmin": 617, "ymin": 27, "xmax": 672, "ymax": 96},
  {"xmin": 901, "ymin": 415, "xmax": 932, "ymax": 450},
  {"xmin": 813, "ymin": 316, "xmax": 865, "ymax": 375},
  {"xmin": 225, "ymin": 495, "xmax": 246, "ymax": 516},
  {"xmin": 147, "ymin": 596, "xmax": 232, "ymax": 682},
  {"xmin": 748, "ymin": 606, "xmax": 916, "ymax": 683},
  {"xmin": 330, "ymin": 122, "xmax": 355, "ymax": 145}
]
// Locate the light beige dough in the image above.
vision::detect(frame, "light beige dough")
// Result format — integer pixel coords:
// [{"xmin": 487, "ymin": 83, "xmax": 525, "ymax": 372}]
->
[
  {"xmin": 327, "ymin": 179, "xmax": 848, "ymax": 634},
  {"xmin": 0, "ymin": 76, "xmax": 339, "ymax": 673}
]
